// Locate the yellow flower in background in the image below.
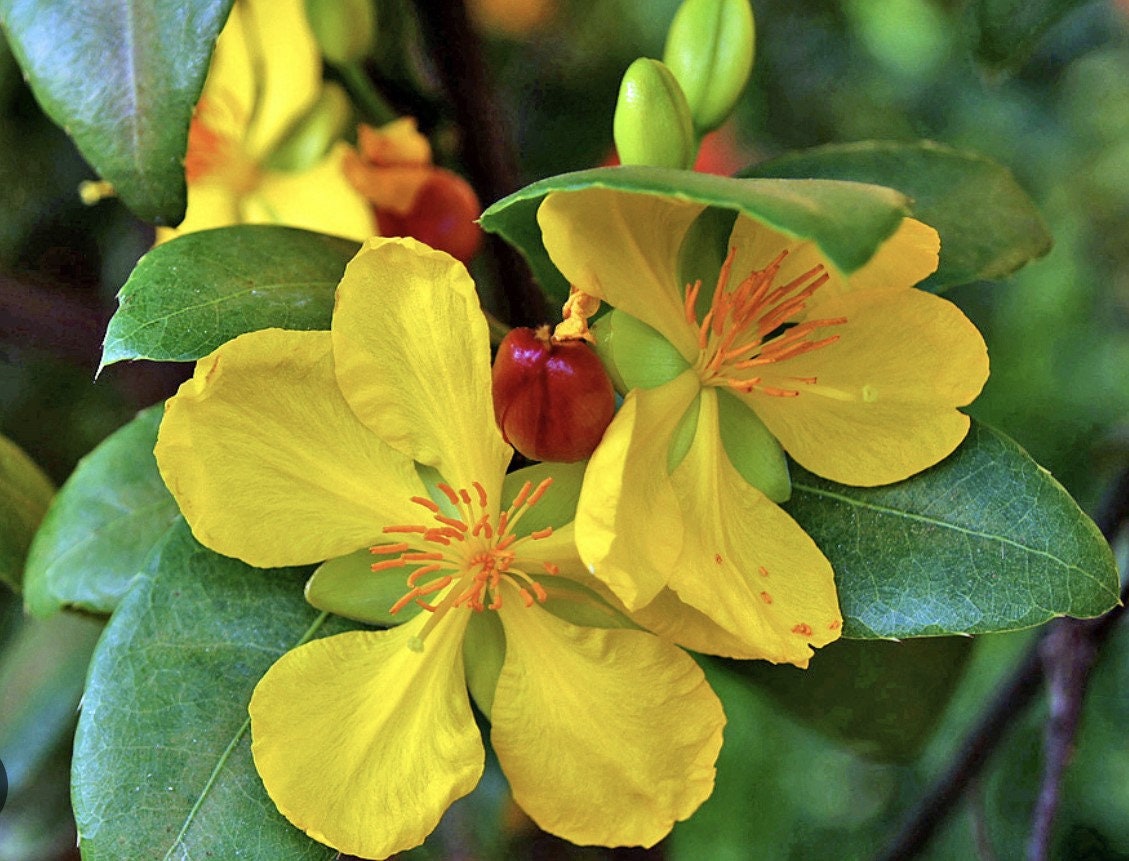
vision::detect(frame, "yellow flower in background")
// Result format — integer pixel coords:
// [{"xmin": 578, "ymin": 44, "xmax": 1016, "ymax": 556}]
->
[
  {"xmin": 159, "ymin": 0, "xmax": 375, "ymax": 242},
  {"xmin": 537, "ymin": 187, "xmax": 989, "ymax": 665},
  {"xmin": 154, "ymin": 237, "xmax": 724, "ymax": 860}
]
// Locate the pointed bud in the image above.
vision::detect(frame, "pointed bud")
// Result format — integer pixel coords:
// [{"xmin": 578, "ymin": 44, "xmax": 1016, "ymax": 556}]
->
[
  {"xmin": 663, "ymin": 0, "xmax": 755, "ymax": 135},
  {"xmin": 613, "ymin": 58, "xmax": 696, "ymax": 169},
  {"xmin": 305, "ymin": 0, "xmax": 377, "ymax": 66},
  {"xmin": 492, "ymin": 326, "xmax": 616, "ymax": 463}
]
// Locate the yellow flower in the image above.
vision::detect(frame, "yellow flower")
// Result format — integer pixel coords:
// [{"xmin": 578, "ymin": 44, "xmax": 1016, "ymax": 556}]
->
[
  {"xmin": 159, "ymin": 0, "xmax": 375, "ymax": 242},
  {"xmin": 537, "ymin": 187, "xmax": 989, "ymax": 665},
  {"xmin": 154, "ymin": 237, "xmax": 724, "ymax": 860}
]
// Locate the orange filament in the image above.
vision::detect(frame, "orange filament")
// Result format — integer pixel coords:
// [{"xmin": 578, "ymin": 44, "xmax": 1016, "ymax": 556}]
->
[
  {"xmin": 372, "ymin": 477, "xmax": 561, "ymax": 647},
  {"xmin": 685, "ymin": 247, "xmax": 845, "ymax": 395}
]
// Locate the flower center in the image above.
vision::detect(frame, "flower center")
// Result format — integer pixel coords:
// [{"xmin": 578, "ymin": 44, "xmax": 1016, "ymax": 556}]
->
[
  {"xmin": 685, "ymin": 247, "xmax": 847, "ymax": 397},
  {"xmin": 375, "ymin": 477, "xmax": 560, "ymax": 650}
]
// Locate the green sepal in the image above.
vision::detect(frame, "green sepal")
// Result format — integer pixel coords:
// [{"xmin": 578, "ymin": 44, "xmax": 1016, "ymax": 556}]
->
[
  {"xmin": 23, "ymin": 405, "xmax": 177, "ymax": 617},
  {"xmin": 305, "ymin": 548, "xmax": 421, "ymax": 627},
  {"xmin": 538, "ymin": 576, "xmax": 641, "ymax": 632},
  {"xmin": 480, "ymin": 166, "xmax": 910, "ymax": 304},
  {"xmin": 716, "ymin": 389, "xmax": 790, "ymax": 502},
  {"xmin": 464, "ymin": 611, "xmax": 506, "ymax": 719},
  {"xmin": 677, "ymin": 205, "xmax": 740, "ymax": 320},
  {"xmin": 593, "ymin": 309, "xmax": 691, "ymax": 393},
  {"xmin": 667, "ymin": 387, "xmax": 702, "ymax": 474},
  {"xmin": 500, "ymin": 460, "xmax": 587, "ymax": 536},
  {"xmin": 262, "ymin": 82, "xmax": 352, "ymax": 172},
  {"xmin": 0, "ymin": 435, "xmax": 54, "ymax": 593}
]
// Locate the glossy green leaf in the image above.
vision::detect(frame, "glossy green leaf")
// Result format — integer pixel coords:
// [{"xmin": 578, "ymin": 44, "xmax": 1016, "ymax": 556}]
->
[
  {"xmin": 0, "ymin": 0, "xmax": 233, "ymax": 224},
  {"xmin": 722, "ymin": 636, "xmax": 973, "ymax": 762},
  {"xmin": 746, "ymin": 140, "xmax": 1051, "ymax": 291},
  {"xmin": 971, "ymin": 0, "xmax": 1089, "ymax": 72},
  {"xmin": 480, "ymin": 166, "xmax": 909, "ymax": 303},
  {"xmin": 23, "ymin": 405, "xmax": 177, "ymax": 617},
  {"xmin": 0, "ymin": 434, "xmax": 54, "ymax": 591},
  {"xmin": 72, "ymin": 519, "xmax": 352, "ymax": 861},
  {"xmin": 101, "ymin": 226, "xmax": 359, "ymax": 369},
  {"xmin": 786, "ymin": 422, "xmax": 1120, "ymax": 639},
  {"xmin": 0, "ymin": 611, "xmax": 102, "ymax": 791}
]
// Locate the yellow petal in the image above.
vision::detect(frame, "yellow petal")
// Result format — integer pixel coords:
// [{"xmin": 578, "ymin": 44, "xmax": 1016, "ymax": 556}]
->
[
  {"xmin": 491, "ymin": 600, "xmax": 724, "ymax": 847},
  {"xmin": 575, "ymin": 371, "xmax": 700, "ymax": 609},
  {"xmin": 667, "ymin": 389, "xmax": 841, "ymax": 666},
  {"xmin": 726, "ymin": 216, "xmax": 939, "ymax": 311},
  {"xmin": 160, "ymin": 182, "xmax": 241, "ymax": 240},
  {"xmin": 250, "ymin": 615, "xmax": 484, "ymax": 859},
  {"xmin": 538, "ymin": 189, "xmax": 705, "ymax": 360},
  {"xmin": 837, "ymin": 217, "xmax": 940, "ymax": 295},
  {"xmin": 155, "ymin": 329, "xmax": 424, "ymax": 567},
  {"xmin": 238, "ymin": 0, "xmax": 321, "ymax": 156},
  {"xmin": 748, "ymin": 287, "xmax": 989, "ymax": 485},
  {"xmin": 244, "ymin": 143, "xmax": 377, "ymax": 240},
  {"xmin": 332, "ymin": 237, "xmax": 510, "ymax": 500},
  {"xmin": 628, "ymin": 586, "xmax": 786, "ymax": 660}
]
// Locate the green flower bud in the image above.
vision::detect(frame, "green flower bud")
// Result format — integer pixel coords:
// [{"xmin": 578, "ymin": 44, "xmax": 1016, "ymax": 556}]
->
[
  {"xmin": 613, "ymin": 58, "xmax": 696, "ymax": 169},
  {"xmin": 663, "ymin": 0, "xmax": 755, "ymax": 135},
  {"xmin": 305, "ymin": 0, "xmax": 376, "ymax": 66},
  {"xmin": 264, "ymin": 82, "xmax": 352, "ymax": 172}
]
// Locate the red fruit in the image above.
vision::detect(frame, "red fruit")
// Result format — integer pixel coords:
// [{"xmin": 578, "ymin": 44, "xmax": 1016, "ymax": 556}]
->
[
  {"xmin": 376, "ymin": 168, "xmax": 483, "ymax": 264},
  {"xmin": 492, "ymin": 326, "xmax": 616, "ymax": 463}
]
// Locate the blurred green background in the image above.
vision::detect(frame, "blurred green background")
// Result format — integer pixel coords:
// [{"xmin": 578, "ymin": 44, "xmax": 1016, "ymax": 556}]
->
[{"xmin": 1, "ymin": 0, "xmax": 1127, "ymax": 858}]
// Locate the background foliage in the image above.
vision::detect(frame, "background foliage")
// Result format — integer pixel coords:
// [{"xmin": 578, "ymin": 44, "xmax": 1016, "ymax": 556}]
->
[{"xmin": 1, "ymin": 0, "xmax": 1128, "ymax": 859}]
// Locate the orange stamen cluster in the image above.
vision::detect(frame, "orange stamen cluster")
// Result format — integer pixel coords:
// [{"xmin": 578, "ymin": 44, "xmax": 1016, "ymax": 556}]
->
[
  {"xmin": 375, "ymin": 478, "xmax": 559, "ymax": 646},
  {"xmin": 685, "ymin": 247, "xmax": 846, "ymax": 397},
  {"xmin": 183, "ymin": 94, "xmax": 259, "ymax": 192}
]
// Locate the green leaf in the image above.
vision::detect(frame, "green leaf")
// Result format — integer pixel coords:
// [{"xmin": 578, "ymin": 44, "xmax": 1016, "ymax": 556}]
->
[
  {"xmin": 785, "ymin": 422, "xmax": 1120, "ymax": 639},
  {"xmin": 745, "ymin": 140, "xmax": 1052, "ymax": 291},
  {"xmin": 480, "ymin": 165, "xmax": 909, "ymax": 304},
  {"xmin": 721, "ymin": 636, "xmax": 974, "ymax": 762},
  {"xmin": 971, "ymin": 0, "xmax": 1089, "ymax": 72},
  {"xmin": 24, "ymin": 405, "xmax": 178, "ymax": 617},
  {"xmin": 0, "ymin": 434, "xmax": 54, "ymax": 592},
  {"xmin": 101, "ymin": 226, "xmax": 360, "ymax": 369},
  {"xmin": 0, "ymin": 0, "xmax": 234, "ymax": 224},
  {"xmin": 0, "ymin": 611, "xmax": 102, "ymax": 790},
  {"xmin": 72, "ymin": 519, "xmax": 352, "ymax": 861}
]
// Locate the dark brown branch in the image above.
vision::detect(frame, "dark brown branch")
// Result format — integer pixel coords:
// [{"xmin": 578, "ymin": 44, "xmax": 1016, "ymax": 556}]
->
[
  {"xmin": 411, "ymin": 0, "xmax": 548, "ymax": 328},
  {"xmin": 878, "ymin": 467, "xmax": 1129, "ymax": 861}
]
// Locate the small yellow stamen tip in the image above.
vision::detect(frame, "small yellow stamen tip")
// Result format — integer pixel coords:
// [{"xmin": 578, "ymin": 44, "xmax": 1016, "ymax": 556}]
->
[{"xmin": 78, "ymin": 180, "xmax": 116, "ymax": 205}]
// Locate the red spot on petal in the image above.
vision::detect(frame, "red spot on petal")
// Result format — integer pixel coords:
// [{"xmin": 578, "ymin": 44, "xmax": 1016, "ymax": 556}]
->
[
  {"xmin": 792, "ymin": 623, "xmax": 813, "ymax": 637},
  {"xmin": 760, "ymin": 591, "xmax": 773, "ymax": 605},
  {"xmin": 829, "ymin": 620, "xmax": 842, "ymax": 631},
  {"xmin": 758, "ymin": 566, "xmax": 770, "ymax": 577},
  {"xmin": 714, "ymin": 553, "xmax": 723, "ymax": 565}
]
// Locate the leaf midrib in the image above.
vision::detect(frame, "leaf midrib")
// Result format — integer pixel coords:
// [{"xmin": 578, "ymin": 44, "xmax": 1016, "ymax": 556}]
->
[
  {"xmin": 792, "ymin": 480, "xmax": 1118, "ymax": 599},
  {"xmin": 160, "ymin": 611, "xmax": 331, "ymax": 860}
]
